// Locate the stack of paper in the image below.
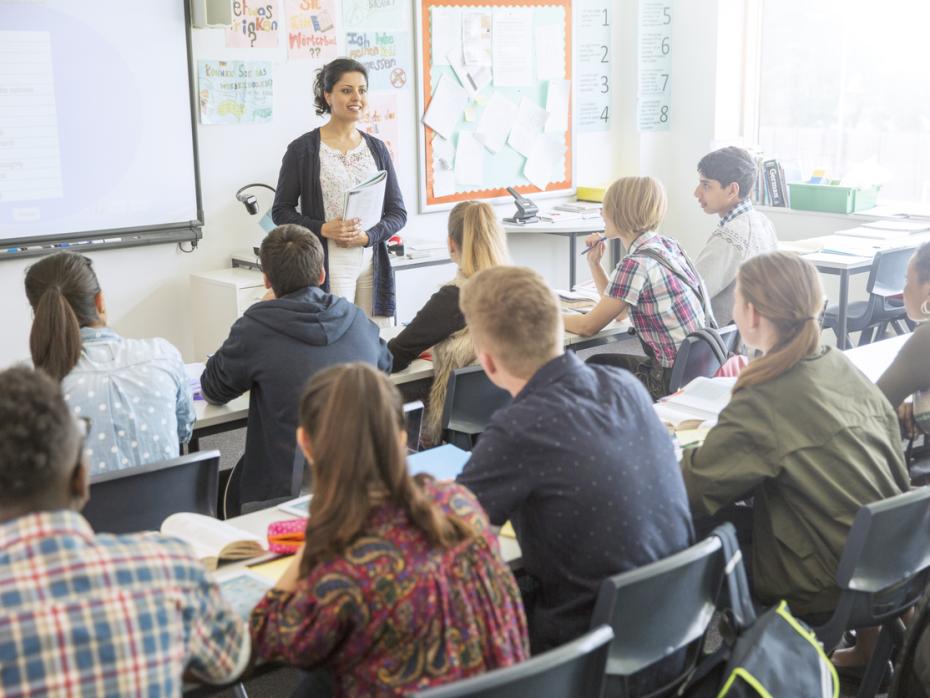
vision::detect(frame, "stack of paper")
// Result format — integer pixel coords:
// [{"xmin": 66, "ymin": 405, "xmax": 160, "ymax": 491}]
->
[
  {"xmin": 184, "ymin": 362, "xmax": 205, "ymax": 400},
  {"xmin": 343, "ymin": 170, "xmax": 387, "ymax": 231},
  {"xmin": 654, "ymin": 376, "xmax": 736, "ymax": 430}
]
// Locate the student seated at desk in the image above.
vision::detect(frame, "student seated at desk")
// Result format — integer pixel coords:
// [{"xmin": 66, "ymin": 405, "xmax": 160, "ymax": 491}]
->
[
  {"xmin": 564, "ymin": 176, "xmax": 713, "ymax": 399},
  {"xmin": 250, "ymin": 363, "xmax": 528, "ymax": 696},
  {"xmin": 877, "ymin": 242, "xmax": 930, "ymax": 435},
  {"xmin": 456, "ymin": 266, "xmax": 693, "ymax": 665},
  {"xmin": 24, "ymin": 252, "xmax": 194, "ymax": 474},
  {"xmin": 692, "ymin": 146, "xmax": 778, "ymax": 325},
  {"xmin": 201, "ymin": 224, "xmax": 392, "ymax": 516},
  {"xmin": 0, "ymin": 367, "xmax": 248, "ymax": 696},
  {"xmin": 681, "ymin": 252, "xmax": 909, "ymax": 624},
  {"xmin": 388, "ymin": 200, "xmax": 510, "ymax": 444}
]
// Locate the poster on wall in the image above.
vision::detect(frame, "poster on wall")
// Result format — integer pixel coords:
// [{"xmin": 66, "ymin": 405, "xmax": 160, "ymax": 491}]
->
[
  {"xmin": 345, "ymin": 31, "xmax": 412, "ymax": 90},
  {"xmin": 576, "ymin": 0, "xmax": 611, "ymax": 132},
  {"xmin": 637, "ymin": 0, "xmax": 671, "ymax": 131},
  {"xmin": 198, "ymin": 61, "xmax": 274, "ymax": 124},
  {"xmin": 359, "ymin": 91, "xmax": 400, "ymax": 165},
  {"xmin": 342, "ymin": 0, "xmax": 407, "ymax": 31},
  {"xmin": 286, "ymin": 0, "xmax": 340, "ymax": 61},
  {"xmin": 226, "ymin": 0, "xmax": 280, "ymax": 48}
]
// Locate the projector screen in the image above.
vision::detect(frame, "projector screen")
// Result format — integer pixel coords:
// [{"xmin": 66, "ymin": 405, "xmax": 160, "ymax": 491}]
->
[{"xmin": 0, "ymin": 1, "xmax": 201, "ymax": 251}]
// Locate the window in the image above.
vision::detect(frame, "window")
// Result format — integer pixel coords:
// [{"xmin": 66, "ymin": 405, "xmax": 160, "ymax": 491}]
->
[{"xmin": 756, "ymin": 0, "xmax": 930, "ymax": 201}]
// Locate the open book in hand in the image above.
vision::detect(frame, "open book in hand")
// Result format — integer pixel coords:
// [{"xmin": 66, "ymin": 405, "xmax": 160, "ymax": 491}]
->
[
  {"xmin": 654, "ymin": 376, "xmax": 736, "ymax": 431},
  {"xmin": 343, "ymin": 170, "xmax": 387, "ymax": 232},
  {"xmin": 161, "ymin": 513, "xmax": 266, "ymax": 571}
]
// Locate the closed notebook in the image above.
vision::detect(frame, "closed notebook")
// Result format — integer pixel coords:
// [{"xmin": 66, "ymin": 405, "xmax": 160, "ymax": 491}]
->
[{"xmin": 161, "ymin": 512, "xmax": 266, "ymax": 571}]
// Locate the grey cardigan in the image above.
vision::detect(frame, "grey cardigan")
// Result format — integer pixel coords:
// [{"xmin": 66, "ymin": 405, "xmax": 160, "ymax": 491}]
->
[{"xmin": 271, "ymin": 128, "xmax": 407, "ymax": 317}]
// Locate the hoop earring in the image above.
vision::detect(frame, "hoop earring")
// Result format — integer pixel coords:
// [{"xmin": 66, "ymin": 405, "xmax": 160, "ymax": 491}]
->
[{"xmin": 921, "ymin": 299, "xmax": 930, "ymax": 317}]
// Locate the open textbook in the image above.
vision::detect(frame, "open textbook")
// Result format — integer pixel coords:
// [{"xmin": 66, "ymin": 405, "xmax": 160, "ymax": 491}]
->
[
  {"xmin": 161, "ymin": 513, "xmax": 266, "ymax": 571},
  {"xmin": 343, "ymin": 170, "xmax": 387, "ymax": 232},
  {"xmin": 654, "ymin": 376, "xmax": 736, "ymax": 431}
]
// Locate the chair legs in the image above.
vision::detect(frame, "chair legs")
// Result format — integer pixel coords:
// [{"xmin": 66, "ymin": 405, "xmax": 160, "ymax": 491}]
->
[{"xmin": 855, "ymin": 618, "xmax": 906, "ymax": 698}]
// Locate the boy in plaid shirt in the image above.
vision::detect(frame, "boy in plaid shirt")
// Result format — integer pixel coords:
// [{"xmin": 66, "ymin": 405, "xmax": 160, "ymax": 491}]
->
[
  {"xmin": 0, "ymin": 367, "xmax": 249, "ymax": 697},
  {"xmin": 564, "ymin": 176, "xmax": 712, "ymax": 399}
]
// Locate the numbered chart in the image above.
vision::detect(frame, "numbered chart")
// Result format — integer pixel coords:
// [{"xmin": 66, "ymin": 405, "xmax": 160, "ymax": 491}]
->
[
  {"xmin": 638, "ymin": 0, "xmax": 671, "ymax": 132},
  {"xmin": 576, "ymin": 0, "xmax": 610, "ymax": 133}
]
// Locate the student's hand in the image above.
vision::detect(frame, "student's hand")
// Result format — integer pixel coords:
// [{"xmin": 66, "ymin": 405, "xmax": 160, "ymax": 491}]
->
[
  {"xmin": 584, "ymin": 233, "xmax": 606, "ymax": 265},
  {"xmin": 899, "ymin": 402, "xmax": 917, "ymax": 439},
  {"xmin": 321, "ymin": 218, "xmax": 362, "ymax": 242}
]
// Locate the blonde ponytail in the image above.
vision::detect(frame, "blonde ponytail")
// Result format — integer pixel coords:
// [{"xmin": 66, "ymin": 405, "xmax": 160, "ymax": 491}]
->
[
  {"xmin": 734, "ymin": 252, "xmax": 824, "ymax": 392},
  {"xmin": 448, "ymin": 201, "xmax": 510, "ymax": 277}
]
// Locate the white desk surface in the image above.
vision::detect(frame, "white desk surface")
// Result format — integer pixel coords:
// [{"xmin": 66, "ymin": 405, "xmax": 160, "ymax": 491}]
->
[
  {"xmin": 502, "ymin": 219, "xmax": 605, "ymax": 235},
  {"xmin": 843, "ymin": 333, "xmax": 909, "ymax": 383},
  {"xmin": 783, "ymin": 232, "xmax": 930, "ymax": 271}
]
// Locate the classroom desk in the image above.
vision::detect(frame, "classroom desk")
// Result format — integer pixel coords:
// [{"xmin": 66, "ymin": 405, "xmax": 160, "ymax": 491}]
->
[
  {"xmin": 842, "ymin": 332, "xmax": 909, "ymax": 383},
  {"xmin": 503, "ymin": 219, "xmax": 606, "ymax": 290}
]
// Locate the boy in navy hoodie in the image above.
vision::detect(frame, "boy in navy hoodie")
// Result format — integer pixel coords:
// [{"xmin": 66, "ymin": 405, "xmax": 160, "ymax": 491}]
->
[{"xmin": 201, "ymin": 224, "xmax": 392, "ymax": 514}]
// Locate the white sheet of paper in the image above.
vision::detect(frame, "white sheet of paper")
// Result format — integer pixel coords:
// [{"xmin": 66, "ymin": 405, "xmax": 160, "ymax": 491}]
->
[
  {"xmin": 492, "ymin": 10, "xmax": 534, "ymax": 86},
  {"xmin": 433, "ymin": 169, "xmax": 457, "ymax": 197},
  {"xmin": 431, "ymin": 8, "xmax": 462, "ymax": 66},
  {"xmin": 432, "ymin": 136, "xmax": 455, "ymax": 171},
  {"xmin": 507, "ymin": 98, "xmax": 548, "ymax": 157},
  {"xmin": 535, "ymin": 24, "xmax": 564, "ymax": 80},
  {"xmin": 545, "ymin": 79, "xmax": 570, "ymax": 134},
  {"xmin": 462, "ymin": 12, "xmax": 492, "ymax": 66},
  {"xmin": 475, "ymin": 93, "xmax": 518, "ymax": 153},
  {"xmin": 523, "ymin": 135, "xmax": 565, "ymax": 190},
  {"xmin": 422, "ymin": 73, "xmax": 468, "ymax": 140},
  {"xmin": 454, "ymin": 132, "xmax": 484, "ymax": 186}
]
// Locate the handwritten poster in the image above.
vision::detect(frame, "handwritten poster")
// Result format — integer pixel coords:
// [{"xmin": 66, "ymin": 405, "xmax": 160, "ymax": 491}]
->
[
  {"xmin": 226, "ymin": 0, "xmax": 280, "ymax": 48},
  {"xmin": 345, "ymin": 31, "xmax": 411, "ymax": 90},
  {"xmin": 286, "ymin": 0, "xmax": 340, "ymax": 61},
  {"xmin": 638, "ymin": 0, "xmax": 671, "ymax": 131},
  {"xmin": 576, "ymin": 0, "xmax": 611, "ymax": 132},
  {"xmin": 197, "ymin": 61, "xmax": 273, "ymax": 125},
  {"xmin": 342, "ymin": 0, "xmax": 405, "ymax": 31},
  {"xmin": 359, "ymin": 91, "xmax": 400, "ymax": 165}
]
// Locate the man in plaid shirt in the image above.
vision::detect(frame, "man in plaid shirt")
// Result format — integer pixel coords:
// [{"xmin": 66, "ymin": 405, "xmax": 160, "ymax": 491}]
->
[{"xmin": 0, "ymin": 367, "xmax": 249, "ymax": 696}]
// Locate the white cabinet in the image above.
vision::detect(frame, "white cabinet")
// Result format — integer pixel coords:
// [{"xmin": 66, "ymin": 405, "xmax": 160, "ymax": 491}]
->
[{"xmin": 190, "ymin": 268, "xmax": 265, "ymax": 361}]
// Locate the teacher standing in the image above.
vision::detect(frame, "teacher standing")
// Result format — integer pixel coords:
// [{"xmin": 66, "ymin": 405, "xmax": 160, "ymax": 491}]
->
[{"xmin": 272, "ymin": 58, "xmax": 406, "ymax": 324}]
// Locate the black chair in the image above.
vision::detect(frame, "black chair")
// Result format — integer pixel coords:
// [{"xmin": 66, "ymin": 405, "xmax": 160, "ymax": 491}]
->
[
  {"xmin": 666, "ymin": 324, "xmax": 739, "ymax": 394},
  {"xmin": 440, "ymin": 365, "xmax": 512, "ymax": 450},
  {"xmin": 811, "ymin": 487, "xmax": 930, "ymax": 698},
  {"xmin": 412, "ymin": 625, "xmax": 614, "ymax": 698},
  {"xmin": 83, "ymin": 450, "xmax": 220, "ymax": 534},
  {"xmin": 823, "ymin": 246, "xmax": 915, "ymax": 347},
  {"xmin": 589, "ymin": 524, "xmax": 742, "ymax": 697}
]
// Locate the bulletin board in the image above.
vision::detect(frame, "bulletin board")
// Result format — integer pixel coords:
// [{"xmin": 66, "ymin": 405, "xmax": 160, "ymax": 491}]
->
[{"xmin": 415, "ymin": 0, "xmax": 573, "ymax": 212}]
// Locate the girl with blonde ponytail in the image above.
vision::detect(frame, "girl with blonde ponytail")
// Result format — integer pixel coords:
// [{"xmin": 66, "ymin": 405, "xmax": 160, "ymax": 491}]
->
[
  {"xmin": 681, "ymin": 251, "xmax": 909, "ymax": 626},
  {"xmin": 388, "ymin": 200, "xmax": 510, "ymax": 444},
  {"xmin": 249, "ymin": 363, "xmax": 528, "ymax": 695}
]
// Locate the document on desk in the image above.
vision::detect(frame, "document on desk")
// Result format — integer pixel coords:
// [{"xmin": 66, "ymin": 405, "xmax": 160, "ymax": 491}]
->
[
  {"xmin": 492, "ymin": 10, "xmax": 533, "ymax": 87},
  {"xmin": 422, "ymin": 73, "xmax": 468, "ymax": 140},
  {"xmin": 343, "ymin": 170, "xmax": 387, "ymax": 232},
  {"xmin": 507, "ymin": 98, "xmax": 548, "ymax": 157},
  {"xmin": 454, "ymin": 131, "xmax": 485, "ymax": 186},
  {"xmin": 475, "ymin": 93, "xmax": 518, "ymax": 153}
]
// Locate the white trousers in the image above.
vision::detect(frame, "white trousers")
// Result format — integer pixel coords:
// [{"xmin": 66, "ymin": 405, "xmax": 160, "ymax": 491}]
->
[{"xmin": 328, "ymin": 244, "xmax": 392, "ymax": 328}]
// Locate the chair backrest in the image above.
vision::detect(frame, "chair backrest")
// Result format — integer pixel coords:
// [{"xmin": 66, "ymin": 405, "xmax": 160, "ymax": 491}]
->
[
  {"xmin": 440, "ymin": 365, "xmax": 512, "ymax": 435},
  {"xmin": 588, "ymin": 531, "xmax": 728, "ymax": 692},
  {"xmin": 404, "ymin": 400, "xmax": 425, "ymax": 452},
  {"xmin": 867, "ymin": 246, "xmax": 916, "ymax": 299},
  {"xmin": 818, "ymin": 487, "xmax": 930, "ymax": 643},
  {"xmin": 667, "ymin": 325, "xmax": 738, "ymax": 393},
  {"xmin": 412, "ymin": 625, "xmax": 614, "ymax": 698},
  {"xmin": 83, "ymin": 450, "xmax": 220, "ymax": 534}
]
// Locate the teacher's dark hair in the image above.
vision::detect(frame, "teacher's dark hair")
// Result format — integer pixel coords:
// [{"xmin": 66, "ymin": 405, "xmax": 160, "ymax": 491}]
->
[
  {"xmin": 24, "ymin": 252, "xmax": 101, "ymax": 381},
  {"xmin": 313, "ymin": 58, "xmax": 369, "ymax": 116},
  {"xmin": 260, "ymin": 224, "xmax": 325, "ymax": 297}
]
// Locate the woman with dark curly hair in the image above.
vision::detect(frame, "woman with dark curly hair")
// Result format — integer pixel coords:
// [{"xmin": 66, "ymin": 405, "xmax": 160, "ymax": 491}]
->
[{"xmin": 271, "ymin": 58, "xmax": 407, "ymax": 326}]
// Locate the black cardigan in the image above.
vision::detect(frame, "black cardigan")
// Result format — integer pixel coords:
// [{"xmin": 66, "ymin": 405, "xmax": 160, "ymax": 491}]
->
[
  {"xmin": 388, "ymin": 284, "xmax": 465, "ymax": 371},
  {"xmin": 271, "ymin": 128, "xmax": 407, "ymax": 317}
]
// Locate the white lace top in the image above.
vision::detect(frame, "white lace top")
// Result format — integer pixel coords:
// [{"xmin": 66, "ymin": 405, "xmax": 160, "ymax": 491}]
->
[{"xmin": 318, "ymin": 138, "xmax": 378, "ymax": 221}]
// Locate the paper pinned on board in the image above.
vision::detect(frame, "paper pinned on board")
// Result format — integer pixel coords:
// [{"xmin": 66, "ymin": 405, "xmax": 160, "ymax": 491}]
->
[
  {"xmin": 422, "ymin": 73, "xmax": 468, "ymax": 140},
  {"xmin": 454, "ymin": 132, "xmax": 485, "ymax": 186},
  {"xmin": 432, "ymin": 136, "xmax": 455, "ymax": 171},
  {"xmin": 545, "ymin": 79, "xmax": 570, "ymax": 134},
  {"xmin": 433, "ymin": 169, "xmax": 457, "ymax": 197},
  {"xmin": 475, "ymin": 93, "xmax": 518, "ymax": 153},
  {"xmin": 431, "ymin": 8, "xmax": 462, "ymax": 66},
  {"xmin": 448, "ymin": 49, "xmax": 491, "ymax": 100},
  {"xmin": 523, "ymin": 135, "xmax": 566, "ymax": 191},
  {"xmin": 535, "ymin": 24, "xmax": 564, "ymax": 81},
  {"xmin": 507, "ymin": 97, "xmax": 549, "ymax": 157},
  {"xmin": 492, "ymin": 10, "xmax": 534, "ymax": 86},
  {"xmin": 462, "ymin": 11, "xmax": 492, "ymax": 66}
]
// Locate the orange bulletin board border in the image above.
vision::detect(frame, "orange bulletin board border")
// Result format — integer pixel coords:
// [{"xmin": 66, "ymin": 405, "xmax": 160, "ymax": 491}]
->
[{"xmin": 415, "ymin": 0, "xmax": 573, "ymax": 211}]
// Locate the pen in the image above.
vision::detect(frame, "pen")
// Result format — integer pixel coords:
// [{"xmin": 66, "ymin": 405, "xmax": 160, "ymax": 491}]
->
[{"xmin": 580, "ymin": 235, "xmax": 608, "ymax": 255}]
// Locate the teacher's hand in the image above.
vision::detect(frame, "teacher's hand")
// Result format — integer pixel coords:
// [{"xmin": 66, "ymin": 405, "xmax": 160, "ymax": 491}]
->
[
  {"xmin": 334, "ymin": 231, "xmax": 370, "ymax": 249},
  {"xmin": 321, "ymin": 217, "xmax": 362, "ymax": 243}
]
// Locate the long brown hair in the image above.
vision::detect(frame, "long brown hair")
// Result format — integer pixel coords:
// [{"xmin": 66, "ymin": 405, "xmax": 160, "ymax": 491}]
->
[
  {"xmin": 448, "ymin": 201, "xmax": 510, "ymax": 278},
  {"xmin": 298, "ymin": 363, "xmax": 475, "ymax": 576},
  {"xmin": 24, "ymin": 253, "xmax": 101, "ymax": 381},
  {"xmin": 734, "ymin": 251, "xmax": 824, "ymax": 392}
]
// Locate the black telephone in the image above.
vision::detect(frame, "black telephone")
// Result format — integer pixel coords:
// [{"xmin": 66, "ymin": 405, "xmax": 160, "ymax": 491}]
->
[{"xmin": 503, "ymin": 187, "xmax": 539, "ymax": 224}]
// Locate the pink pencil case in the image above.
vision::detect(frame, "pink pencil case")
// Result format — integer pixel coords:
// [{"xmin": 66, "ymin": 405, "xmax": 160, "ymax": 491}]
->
[{"xmin": 267, "ymin": 518, "xmax": 306, "ymax": 554}]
